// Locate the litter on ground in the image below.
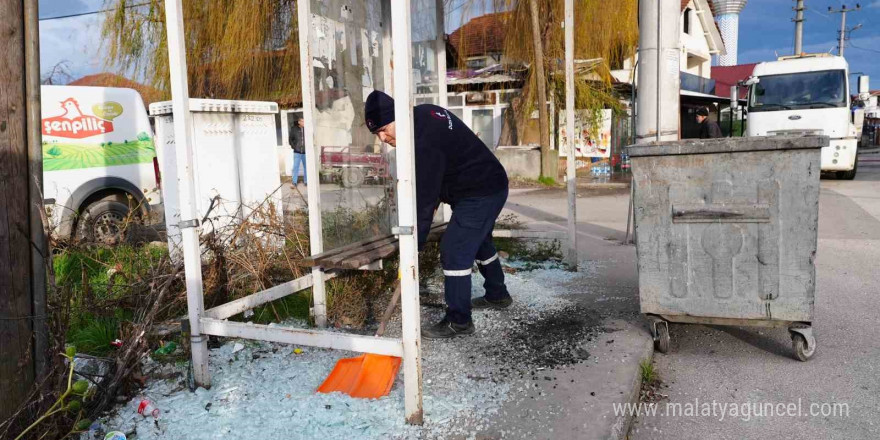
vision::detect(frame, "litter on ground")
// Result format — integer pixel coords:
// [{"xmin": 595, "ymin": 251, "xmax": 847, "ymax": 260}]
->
[{"xmin": 85, "ymin": 262, "xmax": 603, "ymax": 440}]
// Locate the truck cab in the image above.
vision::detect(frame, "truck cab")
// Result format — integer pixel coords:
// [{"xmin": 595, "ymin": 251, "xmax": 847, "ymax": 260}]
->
[
  {"xmin": 746, "ymin": 54, "xmax": 861, "ymax": 179},
  {"xmin": 41, "ymin": 85, "xmax": 162, "ymax": 243}
]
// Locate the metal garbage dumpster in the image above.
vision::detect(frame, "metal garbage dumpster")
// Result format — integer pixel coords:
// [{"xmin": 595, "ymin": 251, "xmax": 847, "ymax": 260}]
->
[{"xmin": 627, "ymin": 135, "xmax": 828, "ymax": 361}]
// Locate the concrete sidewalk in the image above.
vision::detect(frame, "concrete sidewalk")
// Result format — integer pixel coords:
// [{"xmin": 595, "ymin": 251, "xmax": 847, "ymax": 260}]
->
[
  {"xmin": 277, "ymin": 184, "xmax": 653, "ymax": 439},
  {"xmin": 465, "ymin": 187, "xmax": 653, "ymax": 440}
]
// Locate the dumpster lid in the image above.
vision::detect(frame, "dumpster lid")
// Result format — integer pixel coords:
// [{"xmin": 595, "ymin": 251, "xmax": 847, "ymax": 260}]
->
[
  {"xmin": 625, "ymin": 135, "xmax": 828, "ymax": 157},
  {"xmin": 149, "ymin": 99, "xmax": 279, "ymax": 116}
]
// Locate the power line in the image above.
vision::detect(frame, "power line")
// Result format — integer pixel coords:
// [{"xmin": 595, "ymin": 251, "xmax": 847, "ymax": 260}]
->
[
  {"xmin": 39, "ymin": 1, "xmax": 153, "ymax": 22},
  {"xmin": 849, "ymin": 43, "xmax": 880, "ymax": 54}
]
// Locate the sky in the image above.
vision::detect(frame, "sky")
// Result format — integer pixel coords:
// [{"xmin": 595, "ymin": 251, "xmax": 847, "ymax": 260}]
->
[
  {"xmin": 38, "ymin": 0, "xmax": 106, "ymax": 82},
  {"xmin": 38, "ymin": 0, "xmax": 880, "ymax": 89},
  {"xmin": 738, "ymin": 0, "xmax": 880, "ymax": 86}
]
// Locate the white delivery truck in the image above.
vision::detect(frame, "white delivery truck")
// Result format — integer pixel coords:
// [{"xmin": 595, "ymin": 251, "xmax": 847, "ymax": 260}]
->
[
  {"xmin": 746, "ymin": 54, "xmax": 866, "ymax": 180},
  {"xmin": 41, "ymin": 85, "xmax": 161, "ymax": 242}
]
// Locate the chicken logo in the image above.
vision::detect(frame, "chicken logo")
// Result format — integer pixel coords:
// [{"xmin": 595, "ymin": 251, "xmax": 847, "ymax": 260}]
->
[{"xmin": 42, "ymin": 98, "xmax": 115, "ymax": 139}]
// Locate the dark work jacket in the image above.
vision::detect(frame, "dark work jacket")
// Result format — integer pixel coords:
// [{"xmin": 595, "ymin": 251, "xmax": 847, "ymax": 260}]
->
[
  {"xmin": 289, "ymin": 126, "xmax": 305, "ymax": 154},
  {"xmin": 413, "ymin": 104, "xmax": 508, "ymax": 249},
  {"xmin": 699, "ymin": 120, "xmax": 723, "ymax": 139}
]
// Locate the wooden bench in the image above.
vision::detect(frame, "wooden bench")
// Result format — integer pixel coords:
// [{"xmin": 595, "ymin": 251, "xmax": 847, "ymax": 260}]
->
[{"xmin": 302, "ymin": 222, "xmax": 449, "ymax": 270}]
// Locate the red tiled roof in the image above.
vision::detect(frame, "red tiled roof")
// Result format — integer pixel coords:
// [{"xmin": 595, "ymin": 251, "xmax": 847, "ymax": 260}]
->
[
  {"xmin": 711, "ymin": 63, "xmax": 758, "ymax": 99},
  {"xmin": 69, "ymin": 73, "xmax": 164, "ymax": 106},
  {"xmin": 448, "ymin": 12, "xmax": 509, "ymax": 59}
]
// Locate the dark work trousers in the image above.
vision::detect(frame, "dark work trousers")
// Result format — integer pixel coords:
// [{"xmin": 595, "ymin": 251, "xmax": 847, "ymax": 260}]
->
[{"xmin": 440, "ymin": 188, "xmax": 510, "ymax": 324}]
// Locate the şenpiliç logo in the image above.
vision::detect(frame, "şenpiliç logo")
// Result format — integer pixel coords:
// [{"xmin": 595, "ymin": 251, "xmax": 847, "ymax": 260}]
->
[{"xmin": 42, "ymin": 98, "xmax": 116, "ymax": 139}]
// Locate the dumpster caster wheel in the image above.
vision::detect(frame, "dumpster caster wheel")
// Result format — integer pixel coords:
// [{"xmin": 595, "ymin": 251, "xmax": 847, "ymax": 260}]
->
[
  {"xmin": 789, "ymin": 325, "xmax": 815, "ymax": 362},
  {"xmin": 791, "ymin": 334, "xmax": 815, "ymax": 362},
  {"xmin": 651, "ymin": 320, "xmax": 670, "ymax": 354}
]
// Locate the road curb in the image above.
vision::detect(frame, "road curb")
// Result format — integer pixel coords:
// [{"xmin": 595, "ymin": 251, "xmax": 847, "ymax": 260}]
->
[
  {"xmin": 610, "ymin": 320, "xmax": 655, "ymax": 440},
  {"xmin": 577, "ymin": 182, "xmax": 631, "ymax": 189}
]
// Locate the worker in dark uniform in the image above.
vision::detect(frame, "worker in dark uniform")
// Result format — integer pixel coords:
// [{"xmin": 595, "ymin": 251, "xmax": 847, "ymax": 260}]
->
[
  {"xmin": 696, "ymin": 107, "xmax": 723, "ymax": 139},
  {"xmin": 364, "ymin": 90, "xmax": 512, "ymax": 339}
]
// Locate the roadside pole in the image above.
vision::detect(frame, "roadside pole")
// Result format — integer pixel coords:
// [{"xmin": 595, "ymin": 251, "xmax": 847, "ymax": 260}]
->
[
  {"xmin": 793, "ymin": 0, "xmax": 804, "ymax": 55},
  {"xmin": 629, "ymin": 0, "xmax": 680, "ymax": 246},
  {"xmin": 730, "ymin": 85, "xmax": 738, "ymax": 136},
  {"xmin": 564, "ymin": 0, "xmax": 578, "ymax": 270},
  {"xmin": 0, "ymin": 0, "xmax": 47, "ymax": 420},
  {"xmin": 163, "ymin": 0, "xmax": 211, "ymax": 388},
  {"xmin": 636, "ymin": 0, "xmax": 680, "ymax": 143},
  {"xmin": 25, "ymin": 0, "xmax": 49, "ymax": 380}
]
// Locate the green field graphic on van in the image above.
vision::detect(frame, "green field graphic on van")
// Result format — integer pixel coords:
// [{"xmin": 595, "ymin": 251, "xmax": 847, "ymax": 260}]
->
[{"xmin": 42, "ymin": 138, "xmax": 155, "ymax": 171}]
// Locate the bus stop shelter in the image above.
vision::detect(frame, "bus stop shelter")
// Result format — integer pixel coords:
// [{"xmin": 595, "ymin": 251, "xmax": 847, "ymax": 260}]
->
[{"xmin": 162, "ymin": 0, "xmax": 579, "ymax": 425}]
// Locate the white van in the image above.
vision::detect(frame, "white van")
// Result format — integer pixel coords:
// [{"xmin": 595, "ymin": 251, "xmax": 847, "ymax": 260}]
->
[{"xmin": 41, "ymin": 85, "xmax": 161, "ymax": 242}]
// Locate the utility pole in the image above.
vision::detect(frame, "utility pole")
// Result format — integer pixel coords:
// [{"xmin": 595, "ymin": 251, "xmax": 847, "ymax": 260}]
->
[
  {"xmin": 636, "ymin": 0, "xmax": 680, "ymax": 143},
  {"xmin": 828, "ymin": 3, "xmax": 861, "ymax": 57},
  {"xmin": 564, "ymin": 0, "xmax": 577, "ymax": 271},
  {"xmin": 1, "ymin": 0, "xmax": 47, "ymax": 422},
  {"xmin": 528, "ymin": 0, "xmax": 554, "ymax": 180},
  {"xmin": 793, "ymin": 0, "xmax": 804, "ymax": 55}
]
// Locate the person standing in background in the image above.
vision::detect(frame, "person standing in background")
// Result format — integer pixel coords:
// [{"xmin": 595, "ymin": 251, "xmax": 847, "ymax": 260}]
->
[
  {"xmin": 289, "ymin": 117, "xmax": 308, "ymax": 186},
  {"xmin": 696, "ymin": 107, "xmax": 723, "ymax": 139}
]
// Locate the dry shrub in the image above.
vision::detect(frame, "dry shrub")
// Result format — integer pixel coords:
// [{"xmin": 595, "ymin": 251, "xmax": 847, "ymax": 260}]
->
[
  {"xmin": 196, "ymin": 192, "xmax": 441, "ymax": 329},
  {"xmin": 199, "ymin": 196, "xmax": 310, "ymax": 310},
  {"xmin": 2, "ymin": 188, "xmax": 442, "ymax": 438}
]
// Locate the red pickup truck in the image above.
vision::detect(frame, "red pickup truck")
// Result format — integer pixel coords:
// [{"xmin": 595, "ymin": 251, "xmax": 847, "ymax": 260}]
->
[{"xmin": 320, "ymin": 146, "xmax": 391, "ymax": 187}]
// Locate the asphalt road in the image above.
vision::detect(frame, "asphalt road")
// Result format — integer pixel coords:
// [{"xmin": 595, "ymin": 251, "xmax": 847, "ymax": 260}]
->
[{"xmin": 630, "ymin": 153, "xmax": 880, "ymax": 440}]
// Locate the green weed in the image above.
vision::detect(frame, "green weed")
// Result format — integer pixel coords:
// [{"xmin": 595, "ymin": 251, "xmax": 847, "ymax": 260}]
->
[
  {"xmin": 537, "ymin": 176, "xmax": 557, "ymax": 186},
  {"xmin": 639, "ymin": 359, "xmax": 657, "ymax": 384},
  {"xmin": 67, "ymin": 318, "xmax": 118, "ymax": 357},
  {"xmin": 245, "ymin": 291, "xmax": 312, "ymax": 324}
]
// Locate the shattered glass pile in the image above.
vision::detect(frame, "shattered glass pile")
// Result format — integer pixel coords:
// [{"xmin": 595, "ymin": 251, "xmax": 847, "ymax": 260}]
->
[{"xmin": 84, "ymin": 262, "xmax": 603, "ymax": 440}]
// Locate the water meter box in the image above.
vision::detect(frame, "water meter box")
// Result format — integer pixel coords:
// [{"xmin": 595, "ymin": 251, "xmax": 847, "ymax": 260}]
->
[
  {"xmin": 627, "ymin": 136, "xmax": 827, "ymax": 360},
  {"xmin": 150, "ymin": 99, "xmax": 282, "ymax": 255}
]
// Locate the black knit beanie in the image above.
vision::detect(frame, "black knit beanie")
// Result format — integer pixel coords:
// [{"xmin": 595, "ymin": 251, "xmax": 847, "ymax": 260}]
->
[{"xmin": 364, "ymin": 90, "xmax": 395, "ymax": 133}]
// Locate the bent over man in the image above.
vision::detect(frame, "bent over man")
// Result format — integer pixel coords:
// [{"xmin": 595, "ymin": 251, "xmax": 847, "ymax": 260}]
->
[{"xmin": 364, "ymin": 90, "xmax": 512, "ymax": 339}]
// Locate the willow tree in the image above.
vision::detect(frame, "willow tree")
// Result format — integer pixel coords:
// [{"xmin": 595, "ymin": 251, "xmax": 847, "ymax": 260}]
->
[
  {"xmin": 102, "ymin": 0, "xmax": 301, "ymax": 104},
  {"xmin": 490, "ymin": 0, "xmax": 639, "ymax": 179}
]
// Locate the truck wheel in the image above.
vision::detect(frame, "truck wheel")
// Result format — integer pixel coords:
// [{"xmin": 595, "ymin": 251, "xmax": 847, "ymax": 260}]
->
[
  {"xmin": 836, "ymin": 156, "xmax": 858, "ymax": 180},
  {"xmin": 76, "ymin": 200, "xmax": 131, "ymax": 245},
  {"xmin": 341, "ymin": 168, "xmax": 365, "ymax": 187}
]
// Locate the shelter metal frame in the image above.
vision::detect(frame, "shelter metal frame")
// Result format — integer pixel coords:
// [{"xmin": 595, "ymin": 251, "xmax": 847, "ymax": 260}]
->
[{"xmin": 162, "ymin": 0, "xmax": 577, "ymax": 426}]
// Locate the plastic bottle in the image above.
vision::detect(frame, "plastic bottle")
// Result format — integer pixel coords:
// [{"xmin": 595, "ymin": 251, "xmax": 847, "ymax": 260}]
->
[
  {"xmin": 104, "ymin": 432, "xmax": 127, "ymax": 440},
  {"xmin": 137, "ymin": 399, "xmax": 160, "ymax": 418},
  {"xmin": 154, "ymin": 341, "xmax": 177, "ymax": 356}
]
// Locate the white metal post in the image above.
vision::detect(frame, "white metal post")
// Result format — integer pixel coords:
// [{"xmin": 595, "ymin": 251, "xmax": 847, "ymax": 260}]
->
[
  {"xmin": 436, "ymin": 0, "xmax": 452, "ymax": 222},
  {"xmin": 296, "ymin": 0, "xmax": 327, "ymax": 328},
  {"xmin": 390, "ymin": 0, "xmax": 424, "ymax": 425},
  {"xmin": 564, "ymin": 0, "xmax": 578, "ymax": 270},
  {"xmin": 163, "ymin": 0, "xmax": 210, "ymax": 387}
]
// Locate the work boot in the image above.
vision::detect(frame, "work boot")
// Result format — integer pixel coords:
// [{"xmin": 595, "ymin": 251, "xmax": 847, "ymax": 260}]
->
[
  {"xmin": 422, "ymin": 318, "xmax": 475, "ymax": 339},
  {"xmin": 471, "ymin": 295, "xmax": 513, "ymax": 310}
]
